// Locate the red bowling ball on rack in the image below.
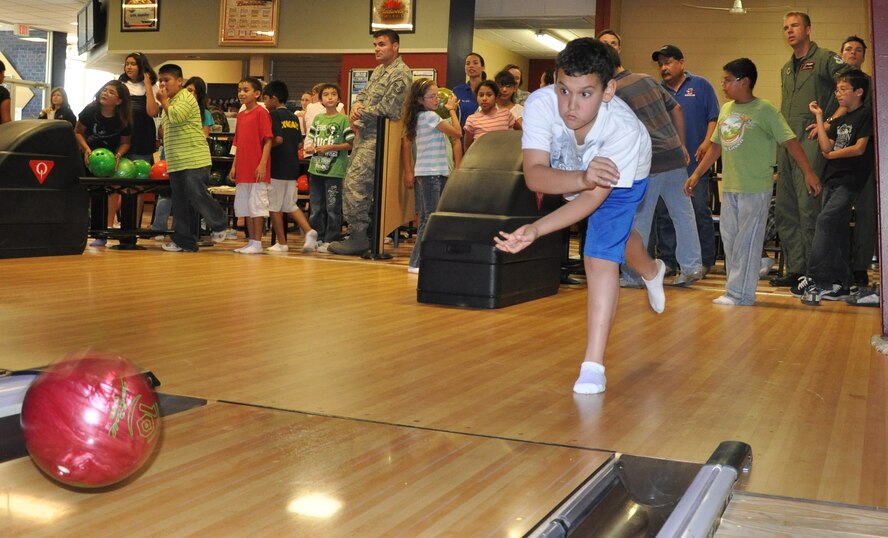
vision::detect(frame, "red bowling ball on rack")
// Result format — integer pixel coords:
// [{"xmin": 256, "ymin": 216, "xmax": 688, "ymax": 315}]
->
[
  {"xmin": 19, "ymin": 354, "xmax": 162, "ymax": 488},
  {"xmin": 149, "ymin": 160, "xmax": 168, "ymax": 180}
]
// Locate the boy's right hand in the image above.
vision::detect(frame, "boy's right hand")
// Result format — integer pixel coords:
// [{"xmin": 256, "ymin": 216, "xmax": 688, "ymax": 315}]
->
[
  {"xmin": 684, "ymin": 174, "xmax": 699, "ymax": 196},
  {"xmin": 494, "ymin": 225, "xmax": 539, "ymax": 254},
  {"xmin": 583, "ymin": 156, "xmax": 619, "ymax": 189},
  {"xmin": 808, "ymin": 100, "xmax": 823, "ymax": 117}
]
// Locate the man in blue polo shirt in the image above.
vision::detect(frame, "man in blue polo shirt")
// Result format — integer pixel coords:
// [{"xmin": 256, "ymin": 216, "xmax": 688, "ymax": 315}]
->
[{"xmin": 650, "ymin": 44, "xmax": 721, "ymax": 276}]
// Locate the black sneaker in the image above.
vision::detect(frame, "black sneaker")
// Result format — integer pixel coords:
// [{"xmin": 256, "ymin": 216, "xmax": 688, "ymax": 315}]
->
[
  {"xmin": 790, "ymin": 276, "xmax": 816, "ymax": 297},
  {"xmin": 847, "ymin": 286, "xmax": 879, "ymax": 307},
  {"xmin": 821, "ymin": 284, "xmax": 852, "ymax": 301},
  {"xmin": 770, "ymin": 272, "xmax": 803, "ymax": 287}
]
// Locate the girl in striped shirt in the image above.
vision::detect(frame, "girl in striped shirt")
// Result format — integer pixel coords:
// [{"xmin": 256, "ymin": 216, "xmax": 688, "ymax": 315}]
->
[
  {"xmin": 401, "ymin": 79, "xmax": 462, "ymax": 273},
  {"xmin": 463, "ymin": 80, "xmax": 515, "ymax": 152}
]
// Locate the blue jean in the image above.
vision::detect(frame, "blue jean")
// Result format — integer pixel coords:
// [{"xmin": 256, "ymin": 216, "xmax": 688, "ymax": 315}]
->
[
  {"xmin": 150, "ymin": 197, "xmax": 172, "ymax": 231},
  {"xmin": 409, "ymin": 175, "xmax": 448, "ymax": 268},
  {"xmin": 308, "ymin": 174, "xmax": 343, "ymax": 243},
  {"xmin": 809, "ymin": 183, "xmax": 855, "ymax": 287},
  {"xmin": 721, "ymin": 191, "xmax": 770, "ymax": 305},
  {"xmin": 651, "ymin": 172, "xmax": 717, "ymax": 268},
  {"xmin": 622, "ymin": 167, "xmax": 702, "ymax": 283},
  {"xmin": 169, "ymin": 166, "xmax": 228, "ymax": 251}
]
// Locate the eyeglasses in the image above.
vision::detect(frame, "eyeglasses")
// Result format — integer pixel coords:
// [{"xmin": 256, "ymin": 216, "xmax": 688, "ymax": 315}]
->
[
  {"xmin": 721, "ymin": 77, "xmax": 743, "ymax": 86},
  {"xmin": 835, "ymin": 86, "xmax": 854, "ymax": 95}
]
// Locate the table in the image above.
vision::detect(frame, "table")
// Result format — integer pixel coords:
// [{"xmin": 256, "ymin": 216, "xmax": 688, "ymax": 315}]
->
[{"xmin": 79, "ymin": 177, "xmax": 171, "ymax": 250}]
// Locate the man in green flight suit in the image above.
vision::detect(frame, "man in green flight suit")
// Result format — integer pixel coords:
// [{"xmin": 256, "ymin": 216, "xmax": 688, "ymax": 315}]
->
[
  {"xmin": 328, "ymin": 29, "xmax": 412, "ymax": 256},
  {"xmin": 771, "ymin": 11, "xmax": 850, "ymax": 287}
]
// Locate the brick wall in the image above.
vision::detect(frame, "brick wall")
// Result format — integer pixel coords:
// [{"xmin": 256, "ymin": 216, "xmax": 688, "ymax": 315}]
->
[{"xmin": 0, "ymin": 29, "xmax": 51, "ymax": 119}]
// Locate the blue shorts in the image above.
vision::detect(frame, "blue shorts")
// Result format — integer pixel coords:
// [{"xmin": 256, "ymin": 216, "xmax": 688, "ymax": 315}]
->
[{"xmin": 583, "ymin": 178, "xmax": 648, "ymax": 263}]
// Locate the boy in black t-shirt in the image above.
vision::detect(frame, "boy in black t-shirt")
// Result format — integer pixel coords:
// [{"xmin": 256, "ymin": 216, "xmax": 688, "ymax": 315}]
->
[
  {"xmin": 794, "ymin": 69, "xmax": 874, "ymax": 303},
  {"xmin": 261, "ymin": 80, "xmax": 319, "ymax": 253}
]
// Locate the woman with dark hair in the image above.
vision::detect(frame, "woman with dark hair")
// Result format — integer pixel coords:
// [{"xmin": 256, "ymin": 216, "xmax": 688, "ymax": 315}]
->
[
  {"xmin": 75, "ymin": 80, "xmax": 133, "ymax": 245},
  {"xmin": 184, "ymin": 76, "xmax": 215, "ymax": 136},
  {"xmin": 118, "ymin": 52, "xmax": 159, "ymax": 240},
  {"xmin": 502, "ymin": 63, "xmax": 530, "ymax": 105},
  {"xmin": 452, "ymin": 52, "xmax": 485, "ymax": 131},
  {"xmin": 38, "ymin": 87, "xmax": 77, "ymax": 127},
  {"xmin": 118, "ymin": 52, "xmax": 159, "ymax": 163}
]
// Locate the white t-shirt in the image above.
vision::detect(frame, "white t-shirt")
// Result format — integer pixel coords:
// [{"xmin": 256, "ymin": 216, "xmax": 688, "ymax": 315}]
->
[
  {"xmin": 521, "ymin": 86, "xmax": 651, "ymax": 189},
  {"xmin": 503, "ymin": 103, "xmax": 523, "ymax": 120}
]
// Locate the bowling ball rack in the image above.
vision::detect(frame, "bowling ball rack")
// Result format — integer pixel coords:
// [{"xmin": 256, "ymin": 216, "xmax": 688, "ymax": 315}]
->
[{"xmin": 79, "ymin": 177, "xmax": 172, "ymax": 250}]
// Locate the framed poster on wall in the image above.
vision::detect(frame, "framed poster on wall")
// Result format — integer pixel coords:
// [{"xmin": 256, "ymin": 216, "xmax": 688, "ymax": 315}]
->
[
  {"xmin": 121, "ymin": 0, "xmax": 159, "ymax": 32},
  {"xmin": 219, "ymin": 0, "xmax": 279, "ymax": 46},
  {"xmin": 370, "ymin": 0, "xmax": 415, "ymax": 34},
  {"xmin": 348, "ymin": 68, "xmax": 436, "ymax": 109}
]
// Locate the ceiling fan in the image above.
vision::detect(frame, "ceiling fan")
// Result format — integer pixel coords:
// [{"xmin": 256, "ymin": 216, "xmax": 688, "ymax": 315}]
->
[{"xmin": 682, "ymin": 0, "xmax": 790, "ymax": 15}]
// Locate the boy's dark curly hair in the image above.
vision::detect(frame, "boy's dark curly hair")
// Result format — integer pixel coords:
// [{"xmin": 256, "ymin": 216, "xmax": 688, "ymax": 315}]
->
[{"xmin": 554, "ymin": 38, "xmax": 615, "ymax": 86}]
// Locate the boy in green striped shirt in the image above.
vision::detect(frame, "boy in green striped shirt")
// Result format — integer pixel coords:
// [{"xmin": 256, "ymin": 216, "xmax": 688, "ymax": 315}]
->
[{"xmin": 157, "ymin": 63, "xmax": 229, "ymax": 252}]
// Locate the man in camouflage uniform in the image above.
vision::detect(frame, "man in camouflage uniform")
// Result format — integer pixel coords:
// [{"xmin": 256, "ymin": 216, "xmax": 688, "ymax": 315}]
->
[
  {"xmin": 328, "ymin": 29, "xmax": 412, "ymax": 255},
  {"xmin": 771, "ymin": 11, "xmax": 849, "ymax": 286}
]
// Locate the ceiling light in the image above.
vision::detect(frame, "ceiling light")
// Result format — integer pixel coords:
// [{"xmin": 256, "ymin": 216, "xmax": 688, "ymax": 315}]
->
[{"xmin": 534, "ymin": 31, "xmax": 566, "ymax": 52}]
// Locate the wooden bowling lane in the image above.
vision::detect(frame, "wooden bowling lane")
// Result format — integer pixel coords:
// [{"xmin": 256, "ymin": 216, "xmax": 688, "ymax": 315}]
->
[
  {"xmin": 0, "ymin": 401, "xmax": 612, "ymax": 536},
  {"xmin": 716, "ymin": 492, "xmax": 888, "ymax": 537},
  {"xmin": 0, "ymin": 250, "xmax": 886, "ymax": 509}
]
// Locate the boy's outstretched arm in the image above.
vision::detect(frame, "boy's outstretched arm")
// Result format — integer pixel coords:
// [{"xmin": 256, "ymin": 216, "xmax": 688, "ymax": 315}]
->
[{"xmin": 495, "ymin": 188, "xmax": 611, "ymax": 254}]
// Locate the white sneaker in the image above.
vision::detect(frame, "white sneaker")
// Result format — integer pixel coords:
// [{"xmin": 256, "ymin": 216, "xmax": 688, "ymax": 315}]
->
[
  {"xmin": 407, "ymin": 265, "xmax": 419, "ymax": 274},
  {"xmin": 236, "ymin": 242, "xmax": 263, "ymax": 254},
  {"xmin": 758, "ymin": 256, "xmax": 775, "ymax": 278},
  {"xmin": 226, "ymin": 229, "xmax": 238, "ymax": 240},
  {"xmin": 302, "ymin": 229, "xmax": 319, "ymax": 253},
  {"xmin": 267, "ymin": 243, "xmax": 289, "ymax": 252},
  {"xmin": 211, "ymin": 229, "xmax": 228, "ymax": 244},
  {"xmin": 317, "ymin": 242, "xmax": 331, "ymax": 253},
  {"xmin": 641, "ymin": 259, "xmax": 667, "ymax": 314},
  {"xmin": 162, "ymin": 241, "xmax": 184, "ymax": 252},
  {"xmin": 153, "ymin": 235, "xmax": 164, "ymax": 242}
]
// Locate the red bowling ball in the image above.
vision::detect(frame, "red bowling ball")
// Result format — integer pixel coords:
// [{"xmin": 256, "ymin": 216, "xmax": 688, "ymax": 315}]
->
[
  {"xmin": 149, "ymin": 160, "xmax": 168, "ymax": 180},
  {"xmin": 297, "ymin": 173, "xmax": 309, "ymax": 193},
  {"xmin": 20, "ymin": 354, "xmax": 162, "ymax": 488}
]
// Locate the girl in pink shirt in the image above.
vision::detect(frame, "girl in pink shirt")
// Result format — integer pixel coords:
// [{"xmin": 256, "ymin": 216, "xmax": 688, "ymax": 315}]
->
[{"xmin": 463, "ymin": 80, "xmax": 515, "ymax": 152}]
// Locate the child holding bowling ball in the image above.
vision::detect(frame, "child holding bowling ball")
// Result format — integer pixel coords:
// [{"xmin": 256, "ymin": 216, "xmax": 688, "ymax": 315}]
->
[
  {"xmin": 400, "ymin": 78, "xmax": 462, "ymax": 273},
  {"xmin": 74, "ymin": 80, "xmax": 133, "ymax": 245}
]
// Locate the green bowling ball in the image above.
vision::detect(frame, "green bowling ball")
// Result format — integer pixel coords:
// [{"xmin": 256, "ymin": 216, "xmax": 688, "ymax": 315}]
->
[
  {"xmin": 132, "ymin": 159, "xmax": 151, "ymax": 180},
  {"xmin": 88, "ymin": 148, "xmax": 116, "ymax": 177},
  {"xmin": 435, "ymin": 87, "xmax": 455, "ymax": 119},
  {"xmin": 114, "ymin": 158, "xmax": 137, "ymax": 179}
]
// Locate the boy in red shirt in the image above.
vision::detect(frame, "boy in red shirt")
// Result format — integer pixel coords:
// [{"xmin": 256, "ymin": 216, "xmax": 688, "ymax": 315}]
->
[{"xmin": 230, "ymin": 77, "xmax": 273, "ymax": 254}]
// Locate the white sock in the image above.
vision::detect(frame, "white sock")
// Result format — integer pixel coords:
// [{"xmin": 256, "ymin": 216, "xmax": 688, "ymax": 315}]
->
[
  {"xmin": 712, "ymin": 295, "xmax": 737, "ymax": 305},
  {"xmin": 573, "ymin": 362, "xmax": 606, "ymax": 394}
]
